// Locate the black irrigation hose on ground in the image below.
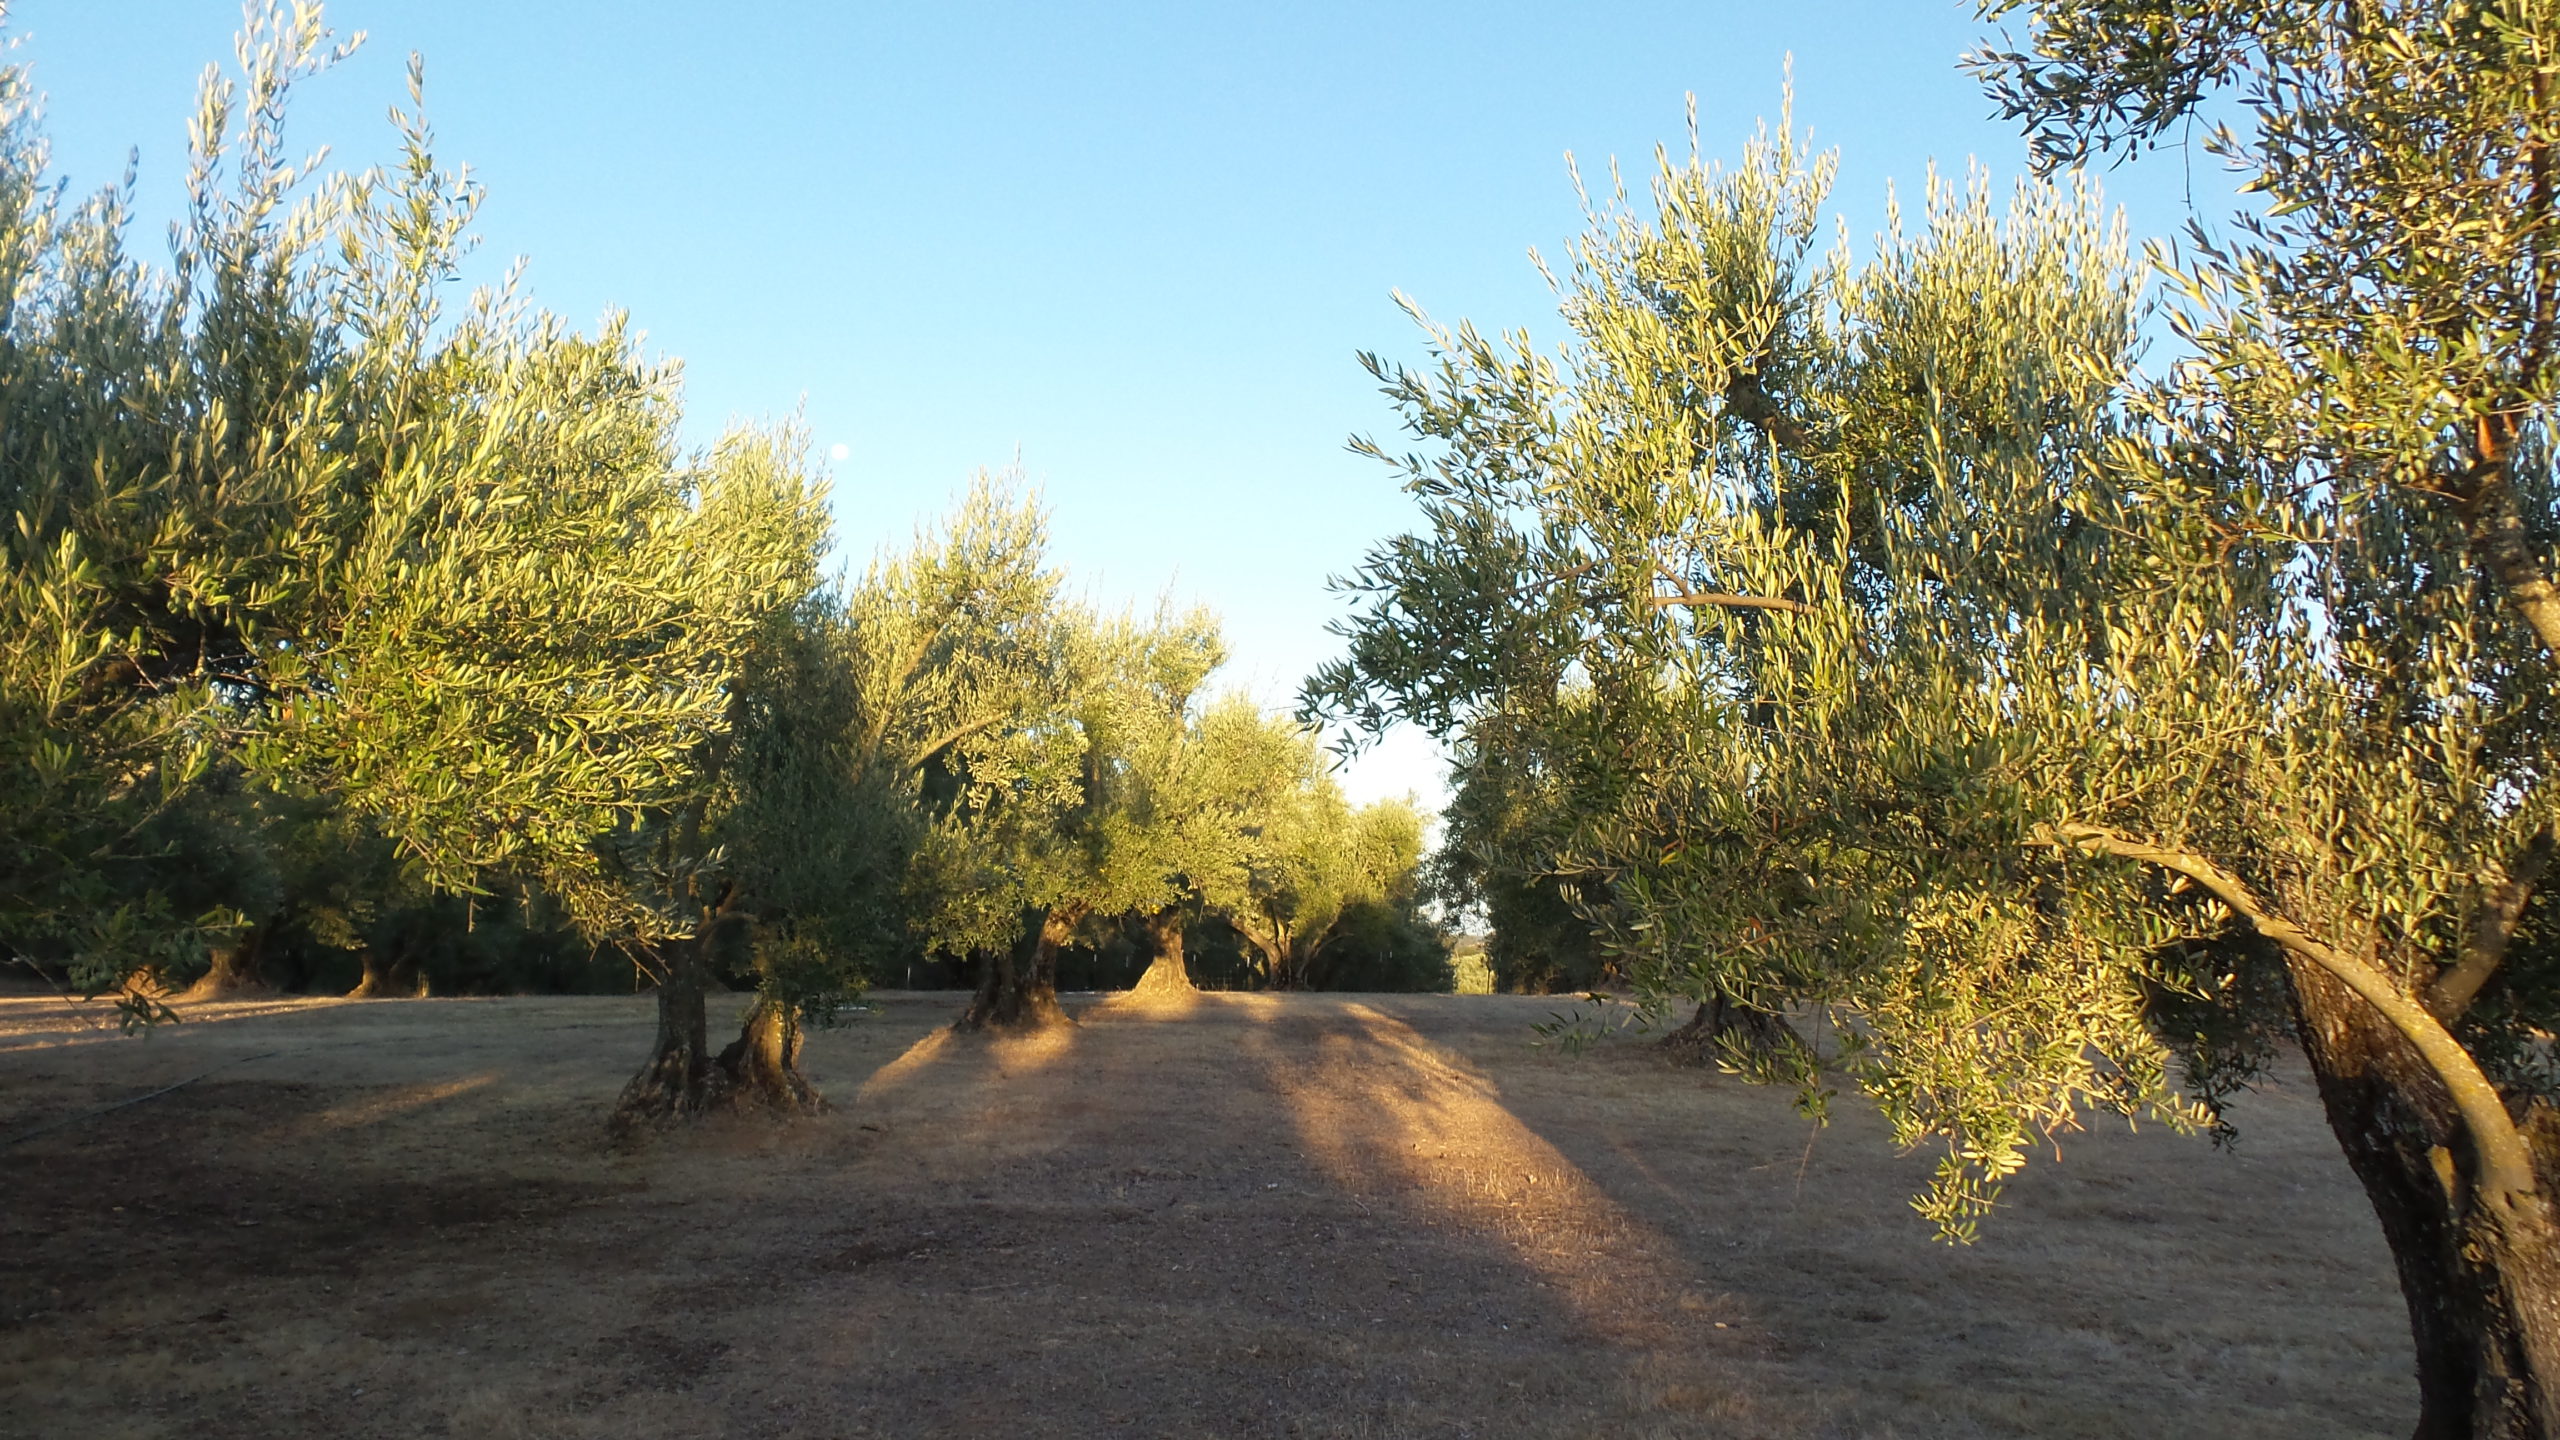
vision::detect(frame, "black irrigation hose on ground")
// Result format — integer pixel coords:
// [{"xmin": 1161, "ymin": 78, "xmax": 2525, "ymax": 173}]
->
[{"xmin": 0, "ymin": 1049, "xmax": 287, "ymax": 1149}]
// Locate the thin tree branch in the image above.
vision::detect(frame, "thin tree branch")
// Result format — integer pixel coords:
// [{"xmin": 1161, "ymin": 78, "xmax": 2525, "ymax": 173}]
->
[
  {"xmin": 1498, "ymin": 559, "xmax": 1599, "ymax": 602},
  {"xmin": 2457, "ymin": 424, "xmax": 2560, "ymax": 659},
  {"xmin": 906, "ymin": 709, "xmax": 1015, "ymax": 776},
  {"xmin": 1650, "ymin": 589, "xmax": 1816, "ymax": 616},
  {"xmin": 2433, "ymin": 829, "xmax": 2557, "ymax": 1024}
]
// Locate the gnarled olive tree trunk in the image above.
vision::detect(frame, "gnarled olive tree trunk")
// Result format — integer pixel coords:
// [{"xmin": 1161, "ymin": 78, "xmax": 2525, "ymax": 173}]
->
[
  {"xmin": 346, "ymin": 943, "xmax": 426, "ymax": 999},
  {"xmin": 179, "ymin": 923, "xmax": 271, "ymax": 1002},
  {"xmin": 2287, "ymin": 958, "xmax": 2560, "ymax": 1440},
  {"xmin": 959, "ymin": 904, "xmax": 1078, "ymax": 1030},
  {"xmin": 1660, "ymin": 993, "xmax": 1804, "ymax": 1071},
  {"xmin": 614, "ymin": 911, "xmax": 829, "ymax": 1130},
  {"xmin": 1130, "ymin": 909, "xmax": 1192, "ymax": 995},
  {"xmin": 717, "ymin": 994, "xmax": 826, "ymax": 1112},
  {"xmin": 1658, "ymin": 994, "xmax": 1802, "ymax": 1071},
  {"xmin": 613, "ymin": 929, "xmax": 725, "ymax": 1129}
]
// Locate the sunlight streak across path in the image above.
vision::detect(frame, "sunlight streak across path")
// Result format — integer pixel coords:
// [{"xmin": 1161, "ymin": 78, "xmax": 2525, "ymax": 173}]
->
[{"xmin": 1251, "ymin": 1002, "xmax": 1748, "ymax": 1349}]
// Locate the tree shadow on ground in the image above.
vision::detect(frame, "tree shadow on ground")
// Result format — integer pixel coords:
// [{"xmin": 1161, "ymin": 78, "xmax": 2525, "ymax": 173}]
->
[{"xmin": 0, "ymin": 991, "xmax": 2415, "ymax": 1440}]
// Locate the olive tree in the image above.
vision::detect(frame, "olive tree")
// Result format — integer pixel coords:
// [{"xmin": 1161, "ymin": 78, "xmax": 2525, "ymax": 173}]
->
[
  {"xmin": 924, "ymin": 601, "xmax": 1226, "ymax": 1028},
  {"xmin": 1108, "ymin": 692, "xmax": 1304, "ymax": 995},
  {"xmin": 1965, "ymin": 5, "xmax": 2560, "ymax": 1431},
  {"xmin": 0, "ymin": 5, "xmax": 828, "ymax": 1075},
  {"xmin": 1314, "ymin": 86, "xmax": 2560, "ymax": 1436},
  {"xmin": 603, "ymin": 430, "xmax": 847, "ymax": 1125},
  {"xmin": 1187, "ymin": 713, "xmax": 1428, "ymax": 991},
  {"xmin": 1074, "ymin": 610, "xmax": 1232, "ymax": 996}
]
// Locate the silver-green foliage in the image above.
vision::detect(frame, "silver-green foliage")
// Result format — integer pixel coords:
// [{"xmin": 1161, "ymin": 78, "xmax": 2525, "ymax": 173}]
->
[
  {"xmin": 0, "ymin": 5, "xmax": 825, "ymax": 997},
  {"xmin": 1316, "ymin": 101, "xmax": 2556, "ymax": 1236}
]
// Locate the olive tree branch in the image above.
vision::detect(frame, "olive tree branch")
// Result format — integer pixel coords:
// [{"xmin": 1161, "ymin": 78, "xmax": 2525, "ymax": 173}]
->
[
  {"xmin": 2432, "ymin": 828, "xmax": 2556, "ymax": 1024},
  {"xmin": 1650, "ymin": 586, "xmax": 1816, "ymax": 616},
  {"xmin": 2456, "ymin": 417, "xmax": 2560, "ymax": 659},
  {"xmin": 1497, "ymin": 558, "xmax": 1599, "ymax": 601},
  {"xmin": 2036, "ymin": 820, "xmax": 2541, "ymax": 1212},
  {"xmin": 1725, "ymin": 372, "xmax": 1813, "ymax": 457},
  {"xmin": 906, "ymin": 709, "xmax": 1016, "ymax": 777}
]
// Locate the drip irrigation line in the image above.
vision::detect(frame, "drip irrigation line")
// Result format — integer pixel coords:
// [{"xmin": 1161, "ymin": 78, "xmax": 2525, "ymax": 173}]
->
[{"xmin": 2, "ymin": 1049, "xmax": 288, "ymax": 1149}]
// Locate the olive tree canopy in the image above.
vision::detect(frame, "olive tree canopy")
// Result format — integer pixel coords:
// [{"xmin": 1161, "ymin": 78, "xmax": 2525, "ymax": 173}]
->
[{"xmin": 1313, "ymin": 54, "xmax": 2560, "ymax": 1432}]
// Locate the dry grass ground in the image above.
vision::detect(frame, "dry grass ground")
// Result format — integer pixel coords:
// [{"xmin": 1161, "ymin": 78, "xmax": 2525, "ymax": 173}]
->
[{"xmin": 0, "ymin": 988, "xmax": 2411, "ymax": 1439}]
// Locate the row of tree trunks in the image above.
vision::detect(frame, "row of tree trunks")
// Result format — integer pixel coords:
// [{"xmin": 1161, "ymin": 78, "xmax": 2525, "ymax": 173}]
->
[
  {"xmin": 1129, "ymin": 909, "xmax": 1193, "ymax": 995},
  {"xmin": 2285, "ymin": 958, "xmax": 2560, "ymax": 1440},
  {"xmin": 169, "ymin": 922, "xmax": 427, "ymax": 1001},
  {"xmin": 958, "ymin": 905, "xmax": 1081, "ymax": 1030}
]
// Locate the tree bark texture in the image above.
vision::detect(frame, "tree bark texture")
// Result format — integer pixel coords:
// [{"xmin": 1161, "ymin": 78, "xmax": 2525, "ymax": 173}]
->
[
  {"xmin": 716, "ymin": 994, "xmax": 827, "ymax": 1113},
  {"xmin": 2286, "ymin": 955, "xmax": 2560, "ymax": 1440},
  {"xmin": 1222, "ymin": 911, "xmax": 1296, "ymax": 990},
  {"xmin": 1256, "ymin": 931, "xmax": 1304, "ymax": 990},
  {"xmin": 612, "ymin": 925, "xmax": 828, "ymax": 1131},
  {"xmin": 958, "ymin": 906, "xmax": 1077, "ymax": 1030},
  {"xmin": 2458, "ymin": 445, "xmax": 2560, "ymax": 662},
  {"xmin": 1256, "ymin": 939, "xmax": 1291, "ymax": 991},
  {"xmin": 612, "ymin": 929, "xmax": 726, "ymax": 1130},
  {"xmin": 1130, "ymin": 910, "xmax": 1193, "ymax": 995}
]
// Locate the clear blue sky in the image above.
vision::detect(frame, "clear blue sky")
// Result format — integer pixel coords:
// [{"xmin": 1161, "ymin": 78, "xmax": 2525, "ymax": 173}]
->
[{"xmin": 21, "ymin": 3, "xmax": 2236, "ymax": 808}]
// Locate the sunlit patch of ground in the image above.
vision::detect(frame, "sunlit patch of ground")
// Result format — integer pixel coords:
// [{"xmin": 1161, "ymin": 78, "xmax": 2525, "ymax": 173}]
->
[{"xmin": 0, "ymin": 989, "xmax": 2411, "ymax": 1438}]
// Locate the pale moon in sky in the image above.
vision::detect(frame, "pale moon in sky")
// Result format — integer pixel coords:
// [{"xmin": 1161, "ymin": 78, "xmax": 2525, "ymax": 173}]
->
[{"xmin": 828, "ymin": 443, "xmax": 851, "ymax": 462}]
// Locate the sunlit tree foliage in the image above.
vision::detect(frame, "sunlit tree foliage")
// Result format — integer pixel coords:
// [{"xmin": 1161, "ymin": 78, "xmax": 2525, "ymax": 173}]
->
[
  {"xmin": 0, "ymin": 9, "xmax": 825, "ymax": 1057},
  {"xmin": 1314, "ymin": 35, "xmax": 2560, "ymax": 1429}
]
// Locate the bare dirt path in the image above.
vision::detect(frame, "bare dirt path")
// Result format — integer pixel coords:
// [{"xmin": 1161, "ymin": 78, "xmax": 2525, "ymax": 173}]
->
[{"xmin": 0, "ymin": 990, "xmax": 2410, "ymax": 1438}]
